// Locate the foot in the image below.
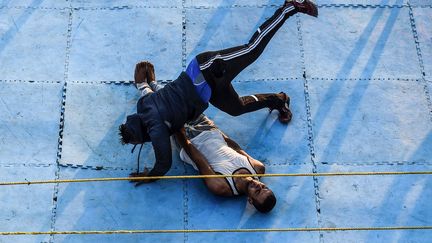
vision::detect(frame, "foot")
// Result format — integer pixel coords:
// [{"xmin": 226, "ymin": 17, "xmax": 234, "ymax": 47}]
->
[
  {"xmin": 146, "ymin": 61, "xmax": 156, "ymax": 84},
  {"xmin": 287, "ymin": 0, "xmax": 318, "ymax": 18},
  {"xmin": 270, "ymin": 92, "xmax": 292, "ymax": 124},
  {"xmin": 134, "ymin": 61, "xmax": 149, "ymax": 89}
]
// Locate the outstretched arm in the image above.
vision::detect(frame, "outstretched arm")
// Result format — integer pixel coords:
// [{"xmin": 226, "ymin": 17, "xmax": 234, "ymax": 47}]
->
[
  {"xmin": 148, "ymin": 123, "xmax": 172, "ymax": 177},
  {"xmin": 130, "ymin": 120, "xmax": 172, "ymax": 186},
  {"xmin": 175, "ymin": 128, "xmax": 231, "ymax": 196},
  {"xmin": 221, "ymin": 133, "xmax": 265, "ymax": 174}
]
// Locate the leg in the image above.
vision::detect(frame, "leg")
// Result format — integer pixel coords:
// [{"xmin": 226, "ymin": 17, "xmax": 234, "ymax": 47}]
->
[
  {"xmin": 197, "ymin": 0, "xmax": 317, "ymax": 87},
  {"xmin": 210, "ymin": 83, "xmax": 292, "ymax": 123},
  {"xmin": 197, "ymin": 3, "xmax": 297, "ymax": 87},
  {"xmin": 194, "ymin": 1, "xmax": 317, "ymax": 122}
]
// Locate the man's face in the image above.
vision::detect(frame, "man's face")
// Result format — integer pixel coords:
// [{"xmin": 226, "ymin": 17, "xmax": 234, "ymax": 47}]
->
[{"xmin": 247, "ymin": 179, "xmax": 273, "ymax": 204}]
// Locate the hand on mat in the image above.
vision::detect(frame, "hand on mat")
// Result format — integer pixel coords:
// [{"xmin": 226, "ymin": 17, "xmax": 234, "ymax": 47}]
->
[{"xmin": 129, "ymin": 168, "xmax": 154, "ymax": 186}]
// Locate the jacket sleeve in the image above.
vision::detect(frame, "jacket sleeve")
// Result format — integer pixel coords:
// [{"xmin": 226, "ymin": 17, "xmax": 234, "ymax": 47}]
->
[{"xmin": 147, "ymin": 121, "xmax": 172, "ymax": 177}]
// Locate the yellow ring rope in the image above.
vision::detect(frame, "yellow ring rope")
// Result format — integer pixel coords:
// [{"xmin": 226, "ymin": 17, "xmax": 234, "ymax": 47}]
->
[
  {"xmin": 2, "ymin": 173, "xmax": 431, "ymax": 236},
  {"xmin": 1, "ymin": 226, "xmax": 432, "ymax": 235},
  {"xmin": 1, "ymin": 171, "xmax": 431, "ymax": 186}
]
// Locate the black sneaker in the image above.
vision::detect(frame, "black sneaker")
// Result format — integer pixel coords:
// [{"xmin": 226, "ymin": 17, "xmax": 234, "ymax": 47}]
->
[
  {"xmin": 270, "ymin": 92, "xmax": 293, "ymax": 124},
  {"xmin": 286, "ymin": 0, "xmax": 318, "ymax": 18}
]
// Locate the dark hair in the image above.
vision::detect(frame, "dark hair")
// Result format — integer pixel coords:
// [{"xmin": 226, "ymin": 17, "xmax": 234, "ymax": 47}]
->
[
  {"xmin": 119, "ymin": 124, "xmax": 131, "ymax": 145},
  {"xmin": 252, "ymin": 192, "xmax": 276, "ymax": 213}
]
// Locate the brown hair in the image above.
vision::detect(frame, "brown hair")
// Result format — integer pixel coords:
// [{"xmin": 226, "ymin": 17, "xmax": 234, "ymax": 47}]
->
[{"xmin": 118, "ymin": 124, "xmax": 132, "ymax": 145}]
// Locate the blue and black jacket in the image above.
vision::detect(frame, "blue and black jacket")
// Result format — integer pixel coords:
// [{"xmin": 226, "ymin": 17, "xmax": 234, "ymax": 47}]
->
[{"xmin": 124, "ymin": 72, "xmax": 208, "ymax": 176}]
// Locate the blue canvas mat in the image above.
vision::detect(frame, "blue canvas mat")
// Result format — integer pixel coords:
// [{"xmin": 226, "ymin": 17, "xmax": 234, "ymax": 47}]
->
[
  {"xmin": 67, "ymin": 7, "xmax": 183, "ymax": 82},
  {"xmin": 0, "ymin": 0, "xmax": 431, "ymax": 242},
  {"xmin": 317, "ymin": 164, "xmax": 432, "ymax": 242},
  {"xmin": 411, "ymin": 7, "xmax": 432, "ymax": 80},
  {"xmin": 308, "ymin": 78, "xmax": 432, "ymax": 163},
  {"xmin": 0, "ymin": 82, "xmax": 62, "ymax": 165},
  {"xmin": 0, "ymin": 7, "xmax": 69, "ymax": 81},
  {"xmin": 301, "ymin": 7, "xmax": 422, "ymax": 80},
  {"xmin": 0, "ymin": 164, "xmax": 55, "ymax": 243}
]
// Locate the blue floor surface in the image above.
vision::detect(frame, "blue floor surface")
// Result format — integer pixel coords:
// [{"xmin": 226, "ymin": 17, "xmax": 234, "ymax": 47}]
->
[{"xmin": 0, "ymin": 0, "xmax": 431, "ymax": 242}]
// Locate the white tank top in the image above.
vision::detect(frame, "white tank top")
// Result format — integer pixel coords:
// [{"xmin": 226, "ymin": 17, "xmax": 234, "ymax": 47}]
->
[{"xmin": 179, "ymin": 130, "xmax": 259, "ymax": 195}]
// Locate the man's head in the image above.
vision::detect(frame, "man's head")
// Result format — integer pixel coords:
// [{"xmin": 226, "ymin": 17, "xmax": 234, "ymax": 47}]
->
[
  {"xmin": 119, "ymin": 114, "xmax": 150, "ymax": 145},
  {"xmin": 246, "ymin": 179, "xmax": 276, "ymax": 213}
]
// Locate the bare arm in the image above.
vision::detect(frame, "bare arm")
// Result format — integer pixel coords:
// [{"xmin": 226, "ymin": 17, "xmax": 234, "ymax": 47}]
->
[
  {"xmin": 221, "ymin": 133, "xmax": 265, "ymax": 174},
  {"xmin": 175, "ymin": 128, "xmax": 231, "ymax": 196}
]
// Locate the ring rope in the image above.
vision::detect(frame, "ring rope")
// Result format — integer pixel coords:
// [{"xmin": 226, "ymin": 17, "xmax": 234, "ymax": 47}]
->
[
  {"xmin": 1, "ymin": 226, "xmax": 432, "ymax": 235},
  {"xmin": 1, "ymin": 171, "xmax": 431, "ymax": 186}
]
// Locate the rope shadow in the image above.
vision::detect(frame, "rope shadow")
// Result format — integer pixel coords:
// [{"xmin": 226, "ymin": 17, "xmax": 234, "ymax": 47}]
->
[
  {"xmin": 365, "ymin": 129, "xmax": 432, "ymax": 242},
  {"xmin": 310, "ymin": 0, "xmax": 391, "ymax": 143},
  {"xmin": 184, "ymin": 0, "xmax": 236, "ymax": 65},
  {"xmin": 52, "ymin": 85, "xmax": 175, "ymax": 241},
  {"xmin": 320, "ymin": 4, "xmax": 402, "ymax": 162}
]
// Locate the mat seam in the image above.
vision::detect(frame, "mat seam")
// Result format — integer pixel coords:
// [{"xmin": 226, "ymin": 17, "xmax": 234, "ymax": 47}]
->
[
  {"xmin": 2, "ymin": 77, "xmax": 424, "ymax": 84},
  {"xmin": 2, "ymin": 160, "xmax": 431, "ymax": 169},
  {"xmin": 296, "ymin": 14, "xmax": 324, "ymax": 243},
  {"xmin": 407, "ymin": 3, "xmax": 432, "ymax": 122},
  {"xmin": 1, "ymin": 4, "xmax": 425, "ymax": 11},
  {"xmin": 181, "ymin": 0, "xmax": 190, "ymax": 242},
  {"xmin": 48, "ymin": 5, "xmax": 73, "ymax": 242}
]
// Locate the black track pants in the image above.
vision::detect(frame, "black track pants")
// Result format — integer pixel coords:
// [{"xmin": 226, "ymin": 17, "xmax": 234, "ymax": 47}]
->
[{"xmin": 196, "ymin": 3, "xmax": 297, "ymax": 116}]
